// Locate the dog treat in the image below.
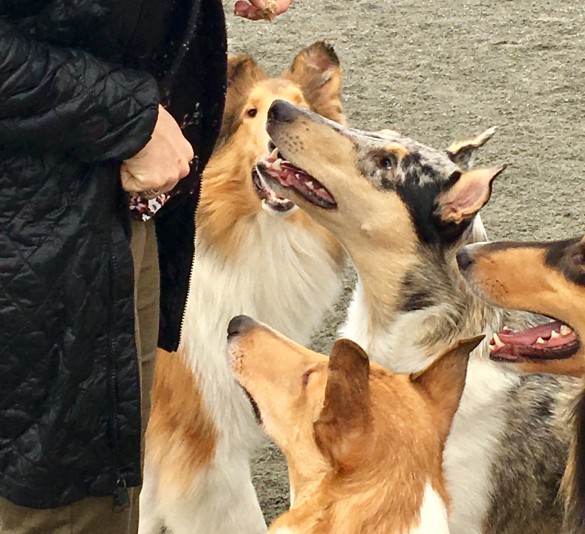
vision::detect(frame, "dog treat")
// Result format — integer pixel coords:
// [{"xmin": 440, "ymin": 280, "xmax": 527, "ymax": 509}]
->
[{"xmin": 261, "ymin": 0, "xmax": 278, "ymax": 17}]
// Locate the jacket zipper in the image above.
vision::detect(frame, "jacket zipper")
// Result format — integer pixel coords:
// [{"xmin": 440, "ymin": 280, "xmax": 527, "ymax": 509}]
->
[
  {"xmin": 177, "ymin": 186, "xmax": 201, "ymax": 347},
  {"xmin": 108, "ymin": 217, "xmax": 130, "ymax": 511}
]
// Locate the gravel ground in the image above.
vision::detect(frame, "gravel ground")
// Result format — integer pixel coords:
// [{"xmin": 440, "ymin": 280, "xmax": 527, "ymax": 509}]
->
[{"xmin": 223, "ymin": 0, "xmax": 585, "ymax": 524}]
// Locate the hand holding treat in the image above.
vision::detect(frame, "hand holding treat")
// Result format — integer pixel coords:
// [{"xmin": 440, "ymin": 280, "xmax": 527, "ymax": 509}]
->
[
  {"xmin": 121, "ymin": 105, "xmax": 194, "ymax": 195},
  {"xmin": 234, "ymin": 0, "xmax": 292, "ymax": 20}
]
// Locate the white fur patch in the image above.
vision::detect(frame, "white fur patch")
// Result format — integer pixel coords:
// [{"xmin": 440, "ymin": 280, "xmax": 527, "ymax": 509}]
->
[
  {"xmin": 443, "ymin": 358, "xmax": 518, "ymax": 534},
  {"xmin": 143, "ymin": 210, "xmax": 342, "ymax": 533},
  {"xmin": 410, "ymin": 483, "xmax": 450, "ymax": 534}
]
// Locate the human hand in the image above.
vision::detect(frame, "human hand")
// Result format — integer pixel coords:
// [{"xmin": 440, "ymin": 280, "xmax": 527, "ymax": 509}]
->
[
  {"xmin": 234, "ymin": 0, "xmax": 292, "ymax": 21},
  {"xmin": 121, "ymin": 105, "xmax": 194, "ymax": 195}
]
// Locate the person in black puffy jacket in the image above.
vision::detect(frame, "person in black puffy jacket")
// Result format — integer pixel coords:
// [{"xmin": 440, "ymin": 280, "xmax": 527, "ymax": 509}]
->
[{"xmin": 0, "ymin": 0, "xmax": 290, "ymax": 532}]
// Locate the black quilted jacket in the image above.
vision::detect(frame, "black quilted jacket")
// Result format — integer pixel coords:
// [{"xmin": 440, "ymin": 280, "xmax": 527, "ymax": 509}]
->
[{"xmin": 0, "ymin": 0, "xmax": 226, "ymax": 508}]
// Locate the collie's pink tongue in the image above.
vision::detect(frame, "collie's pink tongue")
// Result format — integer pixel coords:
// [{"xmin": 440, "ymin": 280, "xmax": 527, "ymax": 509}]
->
[
  {"xmin": 490, "ymin": 321, "xmax": 579, "ymax": 361},
  {"xmin": 260, "ymin": 152, "xmax": 336, "ymax": 207}
]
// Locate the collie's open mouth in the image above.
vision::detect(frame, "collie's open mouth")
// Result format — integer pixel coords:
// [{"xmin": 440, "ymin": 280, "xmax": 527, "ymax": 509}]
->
[
  {"xmin": 489, "ymin": 320, "xmax": 581, "ymax": 362},
  {"xmin": 256, "ymin": 147, "xmax": 337, "ymax": 209},
  {"xmin": 252, "ymin": 167, "xmax": 295, "ymax": 213},
  {"xmin": 240, "ymin": 385, "xmax": 263, "ymax": 426}
]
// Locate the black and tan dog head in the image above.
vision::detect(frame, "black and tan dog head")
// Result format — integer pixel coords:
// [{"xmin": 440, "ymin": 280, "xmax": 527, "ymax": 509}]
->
[
  {"xmin": 457, "ymin": 236, "xmax": 585, "ymax": 377},
  {"xmin": 257, "ymin": 101, "xmax": 503, "ymax": 338},
  {"xmin": 457, "ymin": 236, "xmax": 585, "ymax": 533}
]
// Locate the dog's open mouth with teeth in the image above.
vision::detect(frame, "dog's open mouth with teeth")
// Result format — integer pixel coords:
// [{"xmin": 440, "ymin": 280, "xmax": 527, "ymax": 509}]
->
[
  {"xmin": 255, "ymin": 145, "xmax": 337, "ymax": 209},
  {"xmin": 490, "ymin": 320, "xmax": 581, "ymax": 363}
]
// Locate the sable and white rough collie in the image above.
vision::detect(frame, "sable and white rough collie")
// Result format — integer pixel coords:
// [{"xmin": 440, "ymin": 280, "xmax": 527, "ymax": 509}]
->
[
  {"xmin": 259, "ymin": 100, "xmax": 579, "ymax": 534},
  {"xmin": 139, "ymin": 43, "xmax": 346, "ymax": 534},
  {"xmin": 227, "ymin": 315, "xmax": 482, "ymax": 534}
]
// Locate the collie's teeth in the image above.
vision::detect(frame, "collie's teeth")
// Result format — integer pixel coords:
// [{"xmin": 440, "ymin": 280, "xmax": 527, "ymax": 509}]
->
[
  {"xmin": 493, "ymin": 333, "xmax": 505, "ymax": 349},
  {"xmin": 272, "ymin": 158, "xmax": 282, "ymax": 171},
  {"xmin": 306, "ymin": 180, "xmax": 315, "ymax": 190},
  {"xmin": 270, "ymin": 147, "xmax": 279, "ymax": 159},
  {"xmin": 550, "ymin": 330, "xmax": 560, "ymax": 339},
  {"xmin": 560, "ymin": 325, "xmax": 573, "ymax": 336},
  {"xmin": 536, "ymin": 337, "xmax": 546, "ymax": 345}
]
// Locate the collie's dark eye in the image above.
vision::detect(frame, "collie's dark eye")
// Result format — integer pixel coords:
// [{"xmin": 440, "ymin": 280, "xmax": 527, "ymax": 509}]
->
[
  {"xmin": 247, "ymin": 108, "xmax": 258, "ymax": 118},
  {"xmin": 380, "ymin": 156, "xmax": 394, "ymax": 170}
]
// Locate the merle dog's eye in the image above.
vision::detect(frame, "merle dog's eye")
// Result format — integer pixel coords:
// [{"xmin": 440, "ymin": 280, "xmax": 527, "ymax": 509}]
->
[
  {"xmin": 380, "ymin": 156, "xmax": 394, "ymax": 170},
  {"xmin": 247, "ymin": 108, "xmax": 258, "ymax": 118}
]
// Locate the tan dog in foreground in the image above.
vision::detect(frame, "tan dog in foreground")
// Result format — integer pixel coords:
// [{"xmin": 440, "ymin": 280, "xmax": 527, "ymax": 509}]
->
[{"xmin": 227, "ymin": 315, "xmax": 482, "ymax": 534}]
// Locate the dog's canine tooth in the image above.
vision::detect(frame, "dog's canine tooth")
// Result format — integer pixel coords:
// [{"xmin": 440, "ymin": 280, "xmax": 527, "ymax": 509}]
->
[
  {"xmin": 493, "ymin": 333, "xmax": 505, "ymax": 348},
  {"xmin": 306, "ymin": 180, "xmax": 315, "ymax": 190},
  {"xmin": 536, "ymin": 337, "xmax": 546, "ymax": 345},
  {"xmin": 272, "ymin": 159, "xmax": 282, "ymax": 171},
  {"xmin": 270, "ymin": 147, "xmax": 279, "ymax": 159},
  {"xmin": 560, "ymin": 325, "xmax": 573, "ymax": 336},
  {"xmin": 550, "ymin": 330, "xmax": 560, "ymax": 339}
]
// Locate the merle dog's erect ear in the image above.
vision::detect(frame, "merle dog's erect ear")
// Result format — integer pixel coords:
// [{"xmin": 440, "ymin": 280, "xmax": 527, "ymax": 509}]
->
[
  {"xmin": 446, "ymin": 126, "xmax": 498, "ymax": 170},
  {"xmin": 313, "ymin": 339, "xmax": 371, "ymax": 468},
  {"xmin": 215, "ymin": 56, "xmax": 267, "ymax": 148},
  {"xmin": 284, "ymin": 41, "xmax": 345, "ymax": 124},
  {"xmin": 434, "ymin": 166, "xmax": 506, "ymax": 225}
]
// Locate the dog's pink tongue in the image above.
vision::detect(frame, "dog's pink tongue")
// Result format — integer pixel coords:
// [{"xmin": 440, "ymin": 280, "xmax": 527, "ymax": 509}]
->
[
  {"xmin": 490, "ymin": 320, "xmax": 580, "ymax": 361},
  {"xmin": 497, "ymin": 321, "xmax": 576, "ymax": 347}
]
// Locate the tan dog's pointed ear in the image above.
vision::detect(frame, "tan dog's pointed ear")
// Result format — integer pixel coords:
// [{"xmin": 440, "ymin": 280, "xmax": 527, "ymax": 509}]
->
[
  {"xmin": 313, "ymin": 339, "xmax": 371, "ymax": 469},
  {"xmin": 447, "ymin": 126, "xmax": 497, "ymax": 170},
  {"xmin": 435, "ymin": 166, "xmax": 506, "ymax": 225},
  {"xmin": 216, "ymin": 56, "xmax": 267, "ymax": 148},
  {"xmin": 284, "ymin": 41, "xmax": 345, "ymax": 124},
  {"xmin": 411, "ymin": 335, "xmax": 484, "ymax": 441}
]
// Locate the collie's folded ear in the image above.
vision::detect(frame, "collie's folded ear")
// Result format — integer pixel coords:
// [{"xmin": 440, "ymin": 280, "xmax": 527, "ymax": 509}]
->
[
  {"xmin": 446, "ymin": 126, "xmax": 497, "ymax": 170},
  {"xmin": 284, "ymin": 41, "xmax": 345, "ymax": 124},
  {"xmin": 216, "ymin": 56, "xmax": 267, "ymax": 148},
  {"xmin": 434, "ymin": 166, "xmax": 506, "ymax": 225},
  {"xmin": 314, "ymin": 339, "xmax": 371, "ymax": 469},
  {"xmin": 411, "ymin": 335, "xmax": 484, "ymax": 442}
]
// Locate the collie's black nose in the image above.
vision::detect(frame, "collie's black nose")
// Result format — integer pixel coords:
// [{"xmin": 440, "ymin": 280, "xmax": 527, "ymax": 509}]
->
[
  {"xmin": 268, "ymin": 100, "xmax": 298, "ymax": 123},
  {"xmin": 456, "ymin": 247, "xmax": 475, "ymax": 273},
  {"xmin": 227, "ymin": 315, "xmax": 257, "ymax": 337}
]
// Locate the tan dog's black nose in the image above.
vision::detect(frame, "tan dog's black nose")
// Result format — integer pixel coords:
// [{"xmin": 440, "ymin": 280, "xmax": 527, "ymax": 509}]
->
[
  {"xmin": 227, "ymin": 315, "xmax": 257, "ymax": 338},
  {"xmin": 268, "ymin": 100, "xmax": 298, "ymax": 124}
]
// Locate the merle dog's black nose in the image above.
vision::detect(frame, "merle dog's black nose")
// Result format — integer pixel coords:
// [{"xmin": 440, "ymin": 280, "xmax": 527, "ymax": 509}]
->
[
  {"xmin": 227, "ymin": 315, "xmax": 257, "ymax": 338},
  {"xmin": 456, "ymin": 247, "xmax": 475, "ymax": 273},
  {"xmin": 268, "ymin": 100, "xmax": 298, "ymax": 123}
]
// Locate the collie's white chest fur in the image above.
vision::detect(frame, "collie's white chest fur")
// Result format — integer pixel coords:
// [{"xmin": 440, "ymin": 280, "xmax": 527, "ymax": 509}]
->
[
  {"xmin": 412, "ymin": 483, "xmax": 450, "ymax": 534},
  {"xmin": 182, "ymin": 211, "xmax": 342, "ymax": 450}
]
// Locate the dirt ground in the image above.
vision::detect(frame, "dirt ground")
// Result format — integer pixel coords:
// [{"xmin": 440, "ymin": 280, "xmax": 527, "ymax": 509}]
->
[{"xmin": 223, "ymin": 0, "xmax": 585, "ymax": 524}]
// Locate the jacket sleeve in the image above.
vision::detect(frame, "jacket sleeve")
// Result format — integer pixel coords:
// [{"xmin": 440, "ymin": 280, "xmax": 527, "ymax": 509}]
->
[{"xmin": 0, "ymin": 19, "xmax": 160, "ymax": 162}]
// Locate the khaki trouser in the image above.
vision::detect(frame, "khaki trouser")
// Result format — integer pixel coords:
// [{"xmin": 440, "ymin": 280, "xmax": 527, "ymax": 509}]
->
[{"xmin": 0, "ymin": 219, "xmax": 160, "ymax": 534}]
